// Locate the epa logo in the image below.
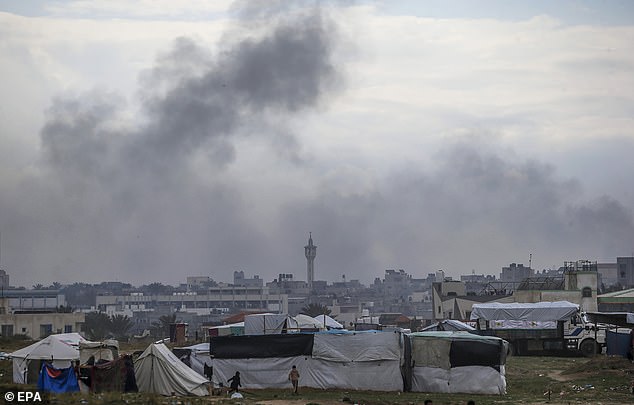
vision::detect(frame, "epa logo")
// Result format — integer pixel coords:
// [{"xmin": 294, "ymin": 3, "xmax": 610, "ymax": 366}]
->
[{"xmin": 4, "ymin": 391, "xmax": 43, "ymax": 402}]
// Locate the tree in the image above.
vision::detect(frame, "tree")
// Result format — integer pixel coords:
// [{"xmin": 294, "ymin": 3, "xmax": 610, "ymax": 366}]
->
[
  {"xmin": 32, "ymin": 283, "xmax": 45, "ymax": 290},
  {"xmin": 300, "ymin": 303, "xmax": 331, "ymax": 317},
  {"xmin": 109, "ymin": 314, "xmax": 134, "ymax": 340},
  {"xmin": 151, "ymin": 313, "xmax": 176, "ymax": 338},
  {"xmin": 84, "ymin": 312, "xmax": 111, "ymax": 340}
]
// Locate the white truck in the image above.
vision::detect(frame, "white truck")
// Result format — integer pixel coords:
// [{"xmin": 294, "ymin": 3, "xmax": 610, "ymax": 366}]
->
[{"xmin": 470, "ymin": 301, "xmax": 605, "ymax": 357}]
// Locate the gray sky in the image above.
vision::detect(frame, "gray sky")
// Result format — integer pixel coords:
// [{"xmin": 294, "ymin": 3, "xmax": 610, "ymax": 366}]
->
[{"xmin": 1, "ymin": 1, "xmax": 633, "ymax": 286}]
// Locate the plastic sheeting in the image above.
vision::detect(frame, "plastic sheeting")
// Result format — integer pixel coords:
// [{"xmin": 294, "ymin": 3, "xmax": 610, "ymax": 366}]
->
[
  {"xmin": 134, "ymin": 343, "xmax": 209, "ymax": 396},
  {"xmin": 213, "ymin": 356, "xmax": 306, "ymax": 389},
  {"xmin": 470, "ymin": 301, "xmax": 579, "ymax": 321},
  {"xmin": 410, "ymin": 338, "xmax": 451, "ymax": 369},
  {"xmin": 211, "ymin": 334, "xmax": 314, "ymax": 359},
  {"xmin": 420, "ymin": 320, "xmax": 475, "ymax": 332},
  {"xmin": 412, "ymin": 366, "xmax": 506, "ymax": 394},
  {"xmin": 37, "ymin": 363, "xmax": 80, "ymax": 393},
  {"xmin": 408, "ymin": 332, "xmax": 507, "ymax": 394},
  {"xmin": 244, "ymin": 314, "xmax": 288, "ymax": 335},
  {"xmin": 212, "ymin": 356, "xmax": 403, "ymax": 391},
  {"xmin": 313, "ymin": 314, "xmax": 344, "ymax": 329},
  {"xmin": 311, "ymin": 331, "xmax": 401, "ymax": 362}
]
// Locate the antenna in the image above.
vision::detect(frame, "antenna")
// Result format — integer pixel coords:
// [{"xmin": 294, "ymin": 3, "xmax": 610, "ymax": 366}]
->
[{"xmin": 529, "ymin": 253, "xmax": 532, "ymax": 270}]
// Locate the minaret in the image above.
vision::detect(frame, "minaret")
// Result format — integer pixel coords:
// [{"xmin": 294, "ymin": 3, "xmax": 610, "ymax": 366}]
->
[{"xmin": 304, "ymin": 232, "xmax": 317, "ymax": 291}]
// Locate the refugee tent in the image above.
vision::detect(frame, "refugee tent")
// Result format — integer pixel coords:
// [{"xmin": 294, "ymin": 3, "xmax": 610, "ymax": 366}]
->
[
  {"xmin": 408, "ymin": 331, "xmax": 507, "ymax": 394},
  {"xmin": 9, "ymin": 333, "xmax": 86, "ymax": 384},
  {"xmin": 173, "ymin": 343, "xmax": 212, "ymax": 378},
  {"xmin": 211, "ymin": 331, "xmax": 403, "ymax": 391},
  {"xmin": 313, "ymin": 314, "xmax": 344, "ymax": 329},
  {"xmin": 244, "ymin": 313, "xmax": 290, "ymax": 335},
  {"xmin": 290, "ymin": 314, "xmax": 324, "ymax": 331},
  {"xmin": 37, "ymin": 363, "xmax": 80, "ymax": 393},
  {"xmin": 208, "ymin": 322, "xmax": 244, "ymax": 337},
  {"xmin": 79, "ymin": 339, "xmax": 119, "ymax": 364},
  {"xmin": 308, "ymin": 330, "xmax": 403, "ymax": 391},
  {"xmin": 88, "ymin": 354, "xmax": 137, "ymax": 393},
  {"xmin": 420, "ymin": 320, "xmax": 475, "ymax": 332},
  {"xmin": 134, "ymin": 343, "xmax": 209, "ymax": 396}
]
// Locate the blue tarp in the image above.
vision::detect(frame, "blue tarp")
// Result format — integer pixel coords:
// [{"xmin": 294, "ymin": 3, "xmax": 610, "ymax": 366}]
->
[{"xmin": 37, "ymin": 363, "xmax": 80, "ymax": 393}]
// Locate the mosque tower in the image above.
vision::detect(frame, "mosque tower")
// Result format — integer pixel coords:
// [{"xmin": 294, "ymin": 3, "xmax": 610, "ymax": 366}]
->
[{"xmin": 304, "ymin": 233, "xmax": 317, "ymax": 291}]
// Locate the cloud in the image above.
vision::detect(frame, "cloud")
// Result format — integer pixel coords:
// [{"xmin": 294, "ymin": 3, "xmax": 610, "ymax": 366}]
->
[{"xmin": 1, "ymin": 4, "xmax": 633, "ymax": 286}]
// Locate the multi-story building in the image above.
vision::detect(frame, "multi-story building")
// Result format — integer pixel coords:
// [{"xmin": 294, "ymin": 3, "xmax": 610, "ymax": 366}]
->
[
  {"xmin": 514, "ymin": 260, "xmax": 599, "ymax": 312},
  {"xmin": 616, "ymin": 257, "xmax": 634, "ymax": 288},
  {"xmin": 0, "ymin": 297, "xmax": 84, "ymax": 338},
  {"xmin": 500, "ymin": 263, "xmax": 534, "ymax": 283},
  {"xmin": 233, "ymin": 271, "xmax": 263, "ymax": 287}
]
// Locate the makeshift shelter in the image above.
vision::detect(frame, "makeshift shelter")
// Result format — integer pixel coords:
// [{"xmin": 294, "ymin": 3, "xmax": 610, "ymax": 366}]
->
[
  {"xmin": 290, "ymin": 314, "xmax": 324, "ymax": 331},
  {"xmin": 208, "ymin": 322, "xmax": 244, "ymax": 337},
  {"xmin": 421, "ymin": 320, "xmax": 475, "ymax": 332},
  {"xmin": 79, "ymin": 339, "xmax": 119, "ymax": 365},
  {"xmin": 211, "ymin": 331, "xmax": 403, "ymax": 391},
  {"xmin": 173, "ymin": 343, "xmax": 212, "ymax": 379},
  {"xmin": 134, "ymin": 343, "xmax": 209, "ymax": 396},
  {"xmin": 313, "ymin": 314, "xmax": 344, "ymax": 329},
  {"xmin": 408, "ymin": 331, "xmax": 507, "ymax": 394},
  {"xmin": 37, "ymin": 363, "xmax": 80, "ymax": 393},
  {"xmin": 88, "ymin": 355, "xmax": 137, "ymax": 393},
  {"xmin": 244, "ymin": 313, "xmax": 289, "ymax": 335},
  {"xmin": 9, "ymin": 333, "xmax": 86, "ymax": 384}
]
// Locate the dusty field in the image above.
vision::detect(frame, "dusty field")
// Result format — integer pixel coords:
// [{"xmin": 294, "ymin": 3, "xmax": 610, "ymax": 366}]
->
[{"xmin": 1, "ymin": 348, "xmax": 633, "ymax": 405}]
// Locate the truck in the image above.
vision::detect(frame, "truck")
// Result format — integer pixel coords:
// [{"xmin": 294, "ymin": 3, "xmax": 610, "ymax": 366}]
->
[{"xmin": 470, "ymin": 301, "xmax": 605, "ymax": 357}]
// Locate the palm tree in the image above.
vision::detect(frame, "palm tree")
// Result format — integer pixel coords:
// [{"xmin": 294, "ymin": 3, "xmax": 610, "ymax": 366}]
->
[
  {"xmin": 84, "ymin": 312, "xmax": 111, "ymax": 340},
  {"xmin": 151, "ymin": 313, "xmax": 176, "ymax": 338},
  {"xmin": 109, "ymin": 314, "xmax": 134, "ymax": 340},
  {"xmin": 300, "ymin": 303, "xmax": 331, "ymax": 317}
]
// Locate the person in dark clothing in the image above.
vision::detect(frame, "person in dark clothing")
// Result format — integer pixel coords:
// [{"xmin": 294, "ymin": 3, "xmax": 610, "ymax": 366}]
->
[
  {"xmin": 228, "ymin": 371, "xmax": 241, "ymax": 393},
  {"xmin": 123, "ymin": 355, "xmax": 138, "ymax": 393}
]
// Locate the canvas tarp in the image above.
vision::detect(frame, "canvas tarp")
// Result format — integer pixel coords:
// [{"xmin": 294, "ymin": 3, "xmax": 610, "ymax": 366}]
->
[
  {"xmin": 211, "ymin": 334, "xmax": 314, "ymax": 359},
  {"xmin": 9, "ymin": 333, "xmax": 86, "ymax": 384},
  {"xmin": 244, "ymin": 313, "xmax": 288, "ymax": 335},
  {"xmin": 470, "ymin": 301, "xmax": 579, "ymax": 322},
  {"xmin": 292, "ymin": 314, "xmax": 324, "ymax": 330},
  {"xmin": 408, "ymin": 331, "xmax": 507, "ymax": 395},
  {"xmin": 420, "ymin": 320, "xmax": 475, "ymax": 332},
  {"xmin": 174, "ymin": 343, "xmax": 211, "ymax": 378},
  {"xmin": 311, "ymin": 331, "xmax": 401, "ymax": 362},
  {"xmin": 37, "ymin": 363, "xmax": 80, "ymax": 393},
  {"xmin": 211, "ymin": 331, "xmax": 403, "ymax": 391},
  {"xmin": 79, "ymin": 339, "xmax": 119, "ymax": 365},
  {"xmin": 313, "ymin": 314, "xmax": 344, "ymax": 329},
  {"xmin": 134, "ymin": 343, "xmax": 209, "ymax": 396}
]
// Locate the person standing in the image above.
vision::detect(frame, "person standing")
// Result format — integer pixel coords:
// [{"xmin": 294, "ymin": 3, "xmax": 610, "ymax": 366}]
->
[
  {"xmin": 228, "ymin": 371, "xmax": 241, "ymax": 393},
  {"xmin": 288, "ymin": 365, "xmax": 300, "ymax": 394}
]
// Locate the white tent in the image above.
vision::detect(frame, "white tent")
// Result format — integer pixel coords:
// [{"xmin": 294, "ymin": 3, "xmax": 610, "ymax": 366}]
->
[
  {"xmin": 177, "ymin": 342, "xmax": 211, "ymax": 378},
  {"xmin": 9, "ymin": 333, "xmax": 87, "ymax": 384},
  {"xmin": 134, "ymin": 343, "xmax": 209, "ymax": 396},
  {"xmin": 313, "ymin": 314, "xmax": 344, "ymax": 329},
  {"xmin": 244, "ymin": 313, "xmax": 288, "ymax": 335},
  {"xmin": 79, "ymin": 339, "xmax": 119, "ymax": 365},
  {"xmin": 291, "ymin": 314, "xmax": 324, "ymax": 330}
]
